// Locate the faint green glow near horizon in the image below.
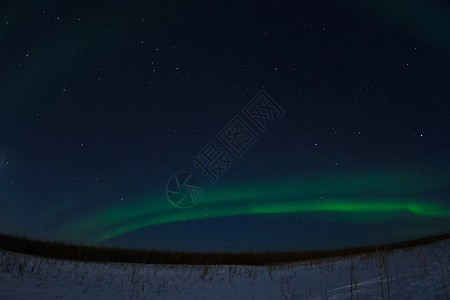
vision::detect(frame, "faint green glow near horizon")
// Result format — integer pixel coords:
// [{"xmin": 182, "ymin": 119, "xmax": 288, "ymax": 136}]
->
[
  {"xmin": 349, "ymin": 0, "xmax": 450, "ymax": 54},
  {"xmin": 65, "ymin": 170, "xmax": 450, "ymax": 244}
]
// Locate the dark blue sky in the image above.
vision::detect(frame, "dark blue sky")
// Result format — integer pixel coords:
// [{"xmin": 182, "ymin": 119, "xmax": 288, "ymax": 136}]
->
[{"xmin": 1, "ymin": 0, "xmax": 450, "ymax": 251}]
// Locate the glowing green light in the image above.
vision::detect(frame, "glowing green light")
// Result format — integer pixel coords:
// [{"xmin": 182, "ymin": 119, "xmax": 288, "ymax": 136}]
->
[{"xmin": 65, "ymin": 170, "xmax": 450, "ymax": 244}]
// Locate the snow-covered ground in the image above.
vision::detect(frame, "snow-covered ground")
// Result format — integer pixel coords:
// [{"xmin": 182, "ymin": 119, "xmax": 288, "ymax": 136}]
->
[{"xmin": 0, "ymin": 240, "xmax": 449, "ymax": 299}]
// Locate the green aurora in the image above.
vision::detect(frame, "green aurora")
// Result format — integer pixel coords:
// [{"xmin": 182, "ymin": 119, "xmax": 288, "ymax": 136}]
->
[
  {"xmin": 66, "ymin": 170, "xmax": 450, "ymax": 244},
  {"xmin": 347, "ymin": 0, "xmax": 450, "ymax": 55}
]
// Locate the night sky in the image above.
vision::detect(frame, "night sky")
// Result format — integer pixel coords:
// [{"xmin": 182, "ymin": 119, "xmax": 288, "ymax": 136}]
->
[{"xmin": 1, "ymin": 0, "xmax": 450, "ymax": 252}]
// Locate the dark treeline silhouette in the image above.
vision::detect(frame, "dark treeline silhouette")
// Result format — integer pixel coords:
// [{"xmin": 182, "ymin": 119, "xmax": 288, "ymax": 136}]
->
[{"xmin": 0, "ymin": 233, "xmax": 449, "ymax": 265}]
